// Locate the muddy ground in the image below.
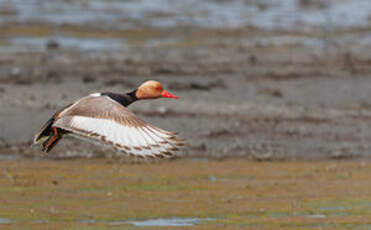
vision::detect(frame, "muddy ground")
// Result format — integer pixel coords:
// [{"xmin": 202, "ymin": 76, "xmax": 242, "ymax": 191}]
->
[{"xmin": 1, "ymin": 26, "xmax": 371, "ymax": 160}]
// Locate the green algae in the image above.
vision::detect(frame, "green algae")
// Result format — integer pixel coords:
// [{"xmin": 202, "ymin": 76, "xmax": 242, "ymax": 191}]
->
[{"xmin": 0, "ymin": 159, "xmax": 371, "ymax": 229}]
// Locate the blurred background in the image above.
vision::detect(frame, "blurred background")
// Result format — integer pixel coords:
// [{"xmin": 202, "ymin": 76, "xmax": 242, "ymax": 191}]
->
[
  {"xmin": 1, "ymin": 1, "xmax": 371, "ymax": 229},
  {"xmin": 0, "ymin": 0, "xmax": 371, "ymax": 160}
]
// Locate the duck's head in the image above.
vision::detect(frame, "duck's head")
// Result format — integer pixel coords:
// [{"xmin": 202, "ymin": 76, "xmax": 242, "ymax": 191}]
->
[{"xmin": 135, "ymin": 80, "xmax": 178, "ymax": 100}]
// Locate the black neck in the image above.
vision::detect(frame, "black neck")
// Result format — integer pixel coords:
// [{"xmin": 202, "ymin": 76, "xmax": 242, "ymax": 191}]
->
[
  {"xmin": 102, "ymin": 89, "xmax": 138, "ymax": 107},
  {"xmin": 127, "ymin": 89, "xmax": 138, "ymax": 102}
]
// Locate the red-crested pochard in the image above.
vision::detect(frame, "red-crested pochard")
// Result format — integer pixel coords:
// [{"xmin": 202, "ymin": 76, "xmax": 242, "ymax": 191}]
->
[{"xmin": 33, "ymin": 80, "xmax": 184, "ymax": 158}]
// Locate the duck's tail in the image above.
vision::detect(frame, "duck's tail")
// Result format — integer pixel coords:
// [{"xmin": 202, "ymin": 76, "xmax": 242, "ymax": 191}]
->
[
  {"xmin": 33, "ymin": 117, "xmax": 54, "ymax": 144},
  {"xmin": 34, "ymin": 118, "xmax": 63, "ymax": 153}
]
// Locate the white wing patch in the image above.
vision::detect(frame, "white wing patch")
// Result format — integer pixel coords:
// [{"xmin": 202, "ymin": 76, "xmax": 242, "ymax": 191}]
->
[{"xmin": 54, "ymin": 116, "xmax": 183, "ymax": 158}]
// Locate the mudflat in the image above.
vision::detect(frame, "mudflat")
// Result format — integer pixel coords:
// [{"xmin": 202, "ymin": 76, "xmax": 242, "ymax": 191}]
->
[{"xmin": 1, "ymin": 28, "xmax": 371, "ymax": 160}]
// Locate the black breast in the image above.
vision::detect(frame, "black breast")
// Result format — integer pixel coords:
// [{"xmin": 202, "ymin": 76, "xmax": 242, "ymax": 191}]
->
[{"xmin": 101, "ymin": 91, "xmax": 137, "ymax": 107}]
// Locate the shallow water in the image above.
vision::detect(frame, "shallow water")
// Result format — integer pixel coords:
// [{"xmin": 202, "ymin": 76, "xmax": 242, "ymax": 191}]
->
[
  {"xmin": 8, "ymin": 36, "xmax": 125, "ymax": 52},
  {"xmin": 0, "ymin": 218, "xmax": 12, "ymax": 224},
  {"xmin": 114, "ymin": 217, "xmax": 214, "ymax": 227},
  {"xmin": 0, "ymin": 34, "xmax": 330, "ymax": 52},
  {"xmin": 0, "ymin": 0, "xmax": 370, "ymax": 52},
  {"xmin": 0, "ymin": 217, "xmax": 213, "ymax": 227},
  {"xmin": 1, "ymin": 0, "xmax": 370, "ymax": 30}
]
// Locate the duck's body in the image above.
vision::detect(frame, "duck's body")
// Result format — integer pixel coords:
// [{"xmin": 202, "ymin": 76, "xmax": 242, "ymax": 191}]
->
[{"xmin": 34, "ymin": 81, "xmax": 183, "ymax": 158}]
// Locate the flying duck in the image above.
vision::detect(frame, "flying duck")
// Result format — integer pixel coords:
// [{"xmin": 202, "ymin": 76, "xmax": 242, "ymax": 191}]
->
[{"xmin": 33, "ymin": 80, "xmax": 184, "ymax": 158}]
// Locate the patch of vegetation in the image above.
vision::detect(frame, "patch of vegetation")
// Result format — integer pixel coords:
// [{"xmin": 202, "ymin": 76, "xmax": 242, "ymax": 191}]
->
[{"xmin": 0, "ymin": 159, "xmax": 370, "ymax": 229}]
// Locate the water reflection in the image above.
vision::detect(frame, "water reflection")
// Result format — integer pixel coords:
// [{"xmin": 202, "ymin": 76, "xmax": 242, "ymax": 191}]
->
[{"xmin": 112, "ymin": 217, "xmax": 214, "ymax": 227}]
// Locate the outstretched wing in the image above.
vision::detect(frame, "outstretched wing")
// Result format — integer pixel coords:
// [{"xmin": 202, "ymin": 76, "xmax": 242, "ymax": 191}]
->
[{"xmin": 53, "ymin": 95, "xmax": 184, "ymax": 158}]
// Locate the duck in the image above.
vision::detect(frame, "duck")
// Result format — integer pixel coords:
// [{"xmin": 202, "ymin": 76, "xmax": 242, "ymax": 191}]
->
[{"xmin": 33, "ymin": 80, "xmax": 184, "ymax": 159}]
